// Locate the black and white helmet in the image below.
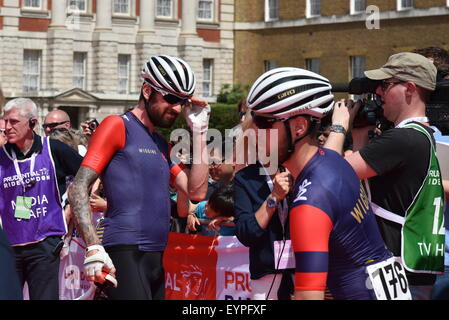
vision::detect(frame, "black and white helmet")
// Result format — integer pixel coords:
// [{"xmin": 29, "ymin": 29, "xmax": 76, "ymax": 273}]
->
[
  {"xmin": 141, "ymin": 55, "xmax": 196, "ymax": 97},
  {"xmin": 247, "ymin": 67, "xmax": 334, "ymax": 119}
]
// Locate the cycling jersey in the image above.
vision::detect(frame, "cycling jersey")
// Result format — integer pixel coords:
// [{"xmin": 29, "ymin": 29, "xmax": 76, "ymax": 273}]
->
[
  {"xmin": 290, "ymin": 148, "xmax": 391, "ymax": 300},
  {"xmin": 82, "ymin": 112, "xmax": 182, "ymax": 251}
]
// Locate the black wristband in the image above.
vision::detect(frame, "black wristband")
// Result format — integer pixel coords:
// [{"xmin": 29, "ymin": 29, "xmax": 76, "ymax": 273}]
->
[{"xmin": 330, "ymin": 124, "xmax": 347, "ymax": 135}]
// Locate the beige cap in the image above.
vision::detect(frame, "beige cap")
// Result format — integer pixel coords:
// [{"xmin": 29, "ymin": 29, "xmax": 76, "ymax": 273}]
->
[{"xmin": 364, "ymin": 52, "xmax": 437, "ymax": 91}]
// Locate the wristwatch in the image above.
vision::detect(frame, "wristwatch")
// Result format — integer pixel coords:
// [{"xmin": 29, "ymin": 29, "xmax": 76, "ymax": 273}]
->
[
  {"xmin": 329, "ymin": 124, "xmax": 347, "ymax": 135},
  {"xmin": 266, "ymin": 195, "xmax": 278, "ymax": 209}
]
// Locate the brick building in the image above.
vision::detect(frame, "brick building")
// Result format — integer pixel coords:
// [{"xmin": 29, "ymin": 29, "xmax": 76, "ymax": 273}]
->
[
  {"xmin": 0, "ymin": 0, "xmax": 234, "ymax": 129},
  {"xmin": 234, "ymin": 0, "xmax": 449, "ymax": 89}
]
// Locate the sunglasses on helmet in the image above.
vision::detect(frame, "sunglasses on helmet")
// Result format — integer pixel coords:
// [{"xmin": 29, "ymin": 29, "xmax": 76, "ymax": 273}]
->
[{"xmin": 150, "ymin": 85, "xmax": 189, "ymax": 106}]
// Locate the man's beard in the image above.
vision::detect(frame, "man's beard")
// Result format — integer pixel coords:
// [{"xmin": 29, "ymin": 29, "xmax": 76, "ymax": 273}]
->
[{"xmin": 144, "ymin": 96, "xmax": 179, "ymax": 128}]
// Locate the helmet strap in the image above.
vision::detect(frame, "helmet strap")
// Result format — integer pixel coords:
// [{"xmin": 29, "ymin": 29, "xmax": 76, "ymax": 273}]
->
[{"xmin": 285, "ymin": 116, "xmax": 321, "ymax": 154}]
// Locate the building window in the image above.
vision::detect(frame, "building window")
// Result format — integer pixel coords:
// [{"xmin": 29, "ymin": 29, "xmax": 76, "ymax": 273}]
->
[
  {"xmin": 118, "ymin": 55, "xmax": 130, "ymax": 94},
  {"xmin": 202, "ymin": 59, "xmax": 213, "ymax": 97},
  {"xmin": 397, "ymin": 0, "xmax": 413, "ymax": 10},
  {"xmin": 198, "ymin": 0, "xmax": 214, "ymax": 20},
  {"xmin": 23, "ymin": 0, "xmax": 41, "ymax": 9},
  {"xmin": 113, "ymin": 0, "xmax": 130, "ymax": 15},
  {"xmin": 350, "ymin": 56, "xmax": 365, "ymax": 99},
  {"xmin": 23, "ymin": 50, "xmax": 41, "ymax": 93},
  {"xmin": 264, "ymin": 60, "xmax": 277, "ymax": 72},
  {"xmin": 350, "ymin": 56, "xmax": 365, "ymax": 79},
  {"xmin": 307, "ymin": 0, "xmax": 321, "ymax": 18},
  {"xmin": 350, "ymin": 0, "xmax": 365, "ymax": 14},
  {"xmin": 73, "ymin": 52, "xmax": 87, "ymax": 90},
  {"xmin": 156, "ymin": 0, "xmax": 173, "ymax": 18},
  {"xmin": 69, "ymin": 0, "xmax": 87, "ymax": 12},
  {"xmin": 306, "ymin": 58, "xmax": 320, "ymax": 74},
  {"xmin": 265, "ymin": 0, "xmax": 279, "ymax": 21}
]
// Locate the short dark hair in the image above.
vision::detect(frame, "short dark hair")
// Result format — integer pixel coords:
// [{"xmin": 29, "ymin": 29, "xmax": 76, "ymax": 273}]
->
[
  {"xmin": 208, "ymin": 184, "xmax": 234, "ymax": 218},
  {"xmin": 413, "ymin": 47, "xmax": 449, "ymax": 70}
]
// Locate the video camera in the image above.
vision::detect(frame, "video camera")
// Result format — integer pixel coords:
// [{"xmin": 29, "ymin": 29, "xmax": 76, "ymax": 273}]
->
[{"xmin": 331, "ymin": 70, "xmax": 449, "ymax": 134}]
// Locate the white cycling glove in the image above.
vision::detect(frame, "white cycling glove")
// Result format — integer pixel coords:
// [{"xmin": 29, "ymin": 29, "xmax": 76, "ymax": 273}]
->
[
  {"xmin": 84, "ymin": 245, "xmax": 115, "ymax": 280},
  {"xmin": 184, "ymin": 103, "xmax": 211, "ymax": 133}
]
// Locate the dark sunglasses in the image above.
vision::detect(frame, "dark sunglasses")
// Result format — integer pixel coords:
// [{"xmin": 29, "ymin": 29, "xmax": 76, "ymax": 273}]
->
[
  {"xmin": 380, "ymin": 80, "xmax": 406, "ymax": 92},
  {"xmin": 251, "ymin": 111, "xmax": 281, "ymax": 129},
  {"xmin": 151, "ymin": 85, "xmax": 189, "ymax": 106},
  {"xmin": 42, "ymin": 120, "xmax": 69, "ymax": 130}
]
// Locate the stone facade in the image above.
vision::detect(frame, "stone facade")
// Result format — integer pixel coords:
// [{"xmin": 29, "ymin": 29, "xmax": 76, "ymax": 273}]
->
[
  {"xmin": 0, "ymin": 0, "xmax": 234, "ymax": 131},
  {"xmin": 234, "ymin": 0, "xmax": 449, "ymax": 92}
]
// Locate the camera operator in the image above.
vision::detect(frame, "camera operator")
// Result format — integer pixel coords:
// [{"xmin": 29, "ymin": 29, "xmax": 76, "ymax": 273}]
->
[{"xmin": 327, "ymin": 52, "xmax": 445, "ymax": 300}]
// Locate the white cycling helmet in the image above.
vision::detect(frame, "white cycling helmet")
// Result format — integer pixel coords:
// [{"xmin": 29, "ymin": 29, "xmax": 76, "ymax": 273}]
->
[
  {"xmin": 141, "ymin": 55, "xmax": 196, "ymax": 97},
  {"xmin": 247, "ymin": 67, "xmax": 334, "ymax": 119}
]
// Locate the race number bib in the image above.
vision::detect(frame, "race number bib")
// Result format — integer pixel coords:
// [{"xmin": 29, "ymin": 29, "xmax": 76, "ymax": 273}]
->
[{"xmin": 366, "ymin": 257, "xmax": 412, "ymax": 300}]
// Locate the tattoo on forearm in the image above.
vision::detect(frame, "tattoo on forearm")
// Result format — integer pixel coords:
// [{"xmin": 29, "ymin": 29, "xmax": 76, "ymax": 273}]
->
[{"xmin": 68, "ymin": 166, "xmax": 100, "ymax": 247}]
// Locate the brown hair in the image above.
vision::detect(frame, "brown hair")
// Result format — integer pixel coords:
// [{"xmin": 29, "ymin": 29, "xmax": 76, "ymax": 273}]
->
[{"xmin": 50, "ymin": 128, "xmax": 80, "ymax": 151}]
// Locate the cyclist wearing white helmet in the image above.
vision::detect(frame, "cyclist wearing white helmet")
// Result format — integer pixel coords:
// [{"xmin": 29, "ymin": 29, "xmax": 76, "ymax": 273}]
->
[
  {"xmin": 69, "ymin": 55, "xmax": 210, "ymax": 300},
  {"xmin": 239, "ymin": 67, "xmax": 400, "ymax": 300}
]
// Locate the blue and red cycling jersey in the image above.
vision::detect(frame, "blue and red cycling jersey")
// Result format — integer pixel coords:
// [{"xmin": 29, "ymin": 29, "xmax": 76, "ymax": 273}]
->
[
  {"xmin": 82, "ymin": 112, "xmax": 183, "ymax": 251},
  {"xmin": 290, "ymin": 147, "xmax": 391, "ymax": 300}
]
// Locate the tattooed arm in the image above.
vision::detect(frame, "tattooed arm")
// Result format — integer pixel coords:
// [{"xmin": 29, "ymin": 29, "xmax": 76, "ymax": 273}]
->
[{"xmin": 68, "ymin": 166, "xmax": 101, "ymax": 247}]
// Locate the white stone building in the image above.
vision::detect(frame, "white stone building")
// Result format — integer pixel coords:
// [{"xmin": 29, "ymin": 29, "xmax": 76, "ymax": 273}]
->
[{"xmin": 0, "ymin": 0, "xmax": 234, "ymax": 129}]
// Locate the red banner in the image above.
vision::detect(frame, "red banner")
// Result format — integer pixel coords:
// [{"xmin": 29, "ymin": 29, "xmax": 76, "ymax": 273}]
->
[{"xmin": 163, "ymin": 232, "xmax": 218, "ymax": 300}]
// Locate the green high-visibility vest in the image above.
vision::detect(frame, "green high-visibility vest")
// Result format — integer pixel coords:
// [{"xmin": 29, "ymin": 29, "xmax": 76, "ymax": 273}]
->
[{"xmin": 369, "ymin": 123, "xmax": 445, "ymax": 274}]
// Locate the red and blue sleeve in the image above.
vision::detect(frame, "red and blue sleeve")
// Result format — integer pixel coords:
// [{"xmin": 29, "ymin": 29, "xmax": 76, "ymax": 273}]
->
[
  {"xmin": 81, "ymin": 115, "xmax": 126, "ymax": 174},
  {"xmin": 159, "ymin": 133, "xmax": 184, "ymax": 186},
  {"xmin": 290, "ymin": 204, "xmax": 333, "ymax": 291}
]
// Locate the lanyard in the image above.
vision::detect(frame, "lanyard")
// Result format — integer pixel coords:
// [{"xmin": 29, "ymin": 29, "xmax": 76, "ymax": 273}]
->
[
  {"xmin": 395, "ymin": 117, "xmax": 429, "ymax": 128},
  {"xmin": 11, "ymin": 149, "xmax": 37, "ymax": 192},
  {"xmin": 261, "ymin": 166, "xmax": 289, "ymax": 229}
]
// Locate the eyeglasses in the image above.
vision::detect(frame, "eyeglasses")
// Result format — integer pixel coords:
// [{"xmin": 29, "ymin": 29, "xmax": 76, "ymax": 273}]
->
[
  {"xmin": 251, "ymin": 111, "xmax": 284, "ymax": 129},
  {"xmin": 150, "ymin": 85, "xmax": 189, "ymax": 106},
  {"xmin": 42, "ymin": 120, "xmax": 69, "ymax": 130},
  {"xmin": 380, "ymin": 80, "xmax": 406, "ymax": 92}
]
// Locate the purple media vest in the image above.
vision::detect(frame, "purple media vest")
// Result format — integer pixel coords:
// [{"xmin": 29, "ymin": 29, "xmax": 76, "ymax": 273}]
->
[
  {"xmin": 100, "ymin": 112, "xmax": 172, "ymax": 252},
  {"xmin": 0, "ymin": 136, "xmax": 66, "ymax": 246}
]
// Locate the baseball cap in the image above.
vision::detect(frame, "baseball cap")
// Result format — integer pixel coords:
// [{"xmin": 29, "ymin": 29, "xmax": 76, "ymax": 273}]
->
[{"xmin": 364, "ymin": 52, "xmax": 437, "ymax": 91}]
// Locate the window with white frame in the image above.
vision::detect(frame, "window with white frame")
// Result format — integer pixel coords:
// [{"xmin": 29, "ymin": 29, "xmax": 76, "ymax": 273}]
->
[
  {"xmin": 307, "ymin": 0, "xmax": 321, "ymax": 17},
  {"xmin": 69, "ymin": 0, "xmax": 87, "ymax": 13},
  {"xmin": 264, "ymin": 60, "xmax": 277, "ymax": 72},
  {"xmin": 350, "ymin": 56, "xmax": 365, "ymax": 99},
  {"xmin": 23, "ymin": 0, "xmax": 41, "ymax": 9},
  {"xmin": 73, "ymin": 52, "xmax": 87, "ymax": 90},
  {"xmin": 397, "ymin": 0, "xmax": 413, "ymax": 10},
  {"xmin": 350, "ymin": 0, "xmax": 365, "ymax": 14},
  {"xmin": 118, "ymin": 55, "xmax": 130, "ymax": 94},
  {"xmin": 198, "ymin": 0, "xmax": 214, "ymax": 20},
  {"xmin": 202, "ymin": 59, "xmax": 214, "ymax": 97},
  {"xmin": 306, "ymin": 58, "xmax": 320, "ymax": 74},
  {"xmin": 156, "ymin": 0, "xmax": 173, "ymax": 18},
  {"xmin": 350, "ymin": 56, "xmax": 365, "ymax": 79},
  {"xmin": 23, "ymin": 50, "xmax": 41, "ymax": 93},
  {"xmin": 265, "ymin": 0, "xmax": 279, "ymax": 21},
  {"xmin": 114, "ymin": 0, "xmax": 130, "ymax": 14}
]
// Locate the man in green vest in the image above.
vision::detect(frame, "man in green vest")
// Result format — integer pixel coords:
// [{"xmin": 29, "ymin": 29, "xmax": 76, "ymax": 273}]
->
[{"xmin": 326, "ymin": 52, "xmax": 445, "ymax": 300}]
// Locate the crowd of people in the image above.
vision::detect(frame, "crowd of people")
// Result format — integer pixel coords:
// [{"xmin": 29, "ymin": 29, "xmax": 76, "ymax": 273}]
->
[{"xmin": 0, "ymin": 47, "xmax": 449, "ymax": 300}]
